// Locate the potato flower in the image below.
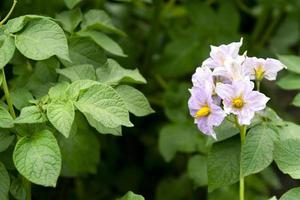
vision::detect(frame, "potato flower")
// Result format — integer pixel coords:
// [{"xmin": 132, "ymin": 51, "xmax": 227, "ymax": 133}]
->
[
  {"xmin": 215, "ymin": 79, "xmax": 269, "ymax": 125},
  {"xmin": 188, "ymin": 86, "xmax": 226, "ymax": 139},
  {"xmin": 243, "ymin": 57, "xmax": 286, "ymax": 81}
]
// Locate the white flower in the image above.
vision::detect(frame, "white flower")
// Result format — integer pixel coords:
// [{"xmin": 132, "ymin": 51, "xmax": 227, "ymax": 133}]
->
[
  {"xmin": 243, "ymin": 57, "xmax": 286, "ymax": 81},
  {"xmin": 203, "ymin": 38, "xmax": 243, "ymax": 69}
]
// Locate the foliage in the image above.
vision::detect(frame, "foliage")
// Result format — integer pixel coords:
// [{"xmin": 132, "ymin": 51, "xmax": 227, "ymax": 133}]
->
[{"xmin": 0, "ymin": 0, "xmax": 300, "ymax": 199}]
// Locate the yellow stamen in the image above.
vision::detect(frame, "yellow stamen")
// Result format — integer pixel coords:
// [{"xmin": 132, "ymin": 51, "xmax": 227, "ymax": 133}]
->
[
  {"xmin": 232, "ymin": 97, "xmax": 244, "ymax": 108},
  {"xmin": 255, "ymin": 65, "xmax": 264, "ymax": 81},
  {"xmin": 195, "ymin": 106, "xmax": 210, "ymax": 118}
]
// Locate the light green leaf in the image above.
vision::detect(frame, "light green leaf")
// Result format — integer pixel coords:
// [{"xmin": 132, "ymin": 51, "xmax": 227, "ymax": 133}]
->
[
  {"xmin": 61, "ymin": 37, "xmax": 106, "ymax": 68},
  {"xmin": 0, "ymin": 131, "xmax": 15, "ymax": 152},
  {"xmin": 278, "ymin": 55, "xmax": 300, "ymax": 74},
  {"xmin": 0, "ymin": 106, "xmax": 14, "ymax": 128},
  {"xmin": 15, "ymin": 106, "xmax": 47, "ymax": 124},
  {"xmin": 208, "ymin": 138, "xmax": 240, "ymax": 191},
  {"xmin": 277, "ymin": 72, "xmax": 300, "ymax": 90},
  {"xmin": 47, "ymin": 100, "xmax": 75, "ymax": 138},
  {"xmin": 5, "ymin": 15, "xmax": 51, "ymax": 33},
  {"xmin": 57, "ymin": 64, "xmax": 96, "ymax": 81},
  {"xmin": 85, "ymin": 113, "xmax": 122, "ymax": 136},
  {"xmin": 116, "ymin": 85, "xmax": 154, "ymax": 117},
  {"xmin": 187, "ymin": 155, "xmax": 207, "ymax": 187},
  {"xmin": 118, "ymin": 191, "xmax": 145, "ymax": 200},
  {"xmin": 81, "ymin": 9, "xmax": 125, "ymax": 36},
  {"xmin": 241, "ymin": 125, "xmax": 275, "ymax": 176},
  {"xmin": 96, "ymin": 59, "xmax": 146, "ymax": 85},
  {"xmin": 55, "ymin": 8, "xmax": 83, "ymax": 33},
  {"xmin": 269, "ymin": 197, "xmax": 277, "ymax": 200},
  {"xmin": 15, "ymin": 18, "xmax": 69, "ymax": 61},
  {"xmin": 0, "ymin": 162, "xmax": 10, "ymax": 200},
  {"xmin": 64, "ymin": 0, "xmax": 82, "ymax": 9},
  {"xmin": 274, "ymin": 137, "xmax": 300, "ymax": 179},
  {"xmin": 158, "ymin": 123, "xmax": 207, "ymax": 162},
  {"xmin": 13, "ymin": 130, "xmax": 61, "ymax": 187},
  {"xmin": 48, "ymin": 82, "xmax": 70, "ymax": 100},
  {"xmin": 11, "ymin": 88, "xmax": 34, "ymax": 110},
  {"xmin": 75, "ymin": 84, "xmax": 133, "ymax": 128},
  {"xmin": 77, "ymin": 30, "xmax": 126, "ymax": 57},
  {"xmin": 58, "ymin": 113, "xmax": 100, "ymax": 177},
  {"xmin": 292, "ymin": 93, "xmax": 300, "ymax": 107},
  {"xmin": 0, "ymin": 30, "xmax": 15, "ymax": 69},
  {"xmin": 10, "ymin": 176, "xmax": 26, "ymax": 200},
  {"xmin": 280, "ymin": 187, "xmax": 300, "ymax": 200},
  {"xmin": 66, "ymin": 79, "xmax": 99, "ymax": 100}
]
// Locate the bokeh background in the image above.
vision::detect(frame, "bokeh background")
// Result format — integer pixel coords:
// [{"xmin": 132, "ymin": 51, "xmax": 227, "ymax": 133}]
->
[{"xmin": 1, "ymin": 0, "xmax": 300, "ymax": 199}]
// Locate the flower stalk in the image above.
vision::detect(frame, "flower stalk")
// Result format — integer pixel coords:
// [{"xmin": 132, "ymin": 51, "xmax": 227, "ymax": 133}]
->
[{"xmin": 239, "ymin": 125, "xmax": 246, "ymax": 200}]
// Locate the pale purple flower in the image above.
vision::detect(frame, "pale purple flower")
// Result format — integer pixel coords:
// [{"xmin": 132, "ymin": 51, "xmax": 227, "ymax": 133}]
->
[
  {"xmin": 192, "ymin": 66, "xmax": 215, "ymax": 94},
  {"xmin": 203, "ymin": 38, "xmax": 243, "ymax": 69},
  {"xmin": 243, "ymin": 57, "xmax": 286, "ymax": 81},
  {"xmin": 215, "ymin": 79, "xmax": 269, "ymax": 125},
  {"xmin": 188, "ymin": 87, "xmax": 226, "ymax": 139},
  {"xmin": 212, "ymin": 56, "xmax": 248, "ymax": 82}
]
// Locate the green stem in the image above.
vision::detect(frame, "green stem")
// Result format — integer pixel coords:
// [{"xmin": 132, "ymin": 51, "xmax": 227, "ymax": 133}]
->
[
  {"xmin": 256, "ymin": 80, "xmax": 261, "ymax": 92},
  {"xmin": 0, "ymin": 0, "xmax": 17, "ymax": 26},
  {"xmin": 2, "ymin": 70, "xmax": 16, "ymax": 119},
  {"xmin": 235, "ymin": 0, "xmax": 255, "ymax": 16},
  {"xmin": 1, "ymin": 69, "xmax": 31, "ymax": 200},
  {"xmin": 239, "ymin": 125, "xmax": 246, "ymax": 200}
]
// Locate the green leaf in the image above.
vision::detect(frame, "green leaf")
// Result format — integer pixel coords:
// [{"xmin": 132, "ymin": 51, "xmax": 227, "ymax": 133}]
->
[
  {"xmin": 10, "ymin": 176, "xmax": 26, "ymax": 200},
  {"xmin": 118, "ymin": 191, "xmax": 145, "ymax": 200},
  {"xmin": 278, "ymin": 55, "xmax": 300, "ymax": 74},
  {"xmin": 85, "ymin": 113, "xmax": 122, "ymax": 136},
  {"xmin": 15, "ymin": 106, "xmax": 47, "ymax": 124},
  {"xmin": 55, "ymin": 8, "xmax": 83, "ymax": 33},
  {"xmin": 47, "ymin": 100, "xmax": 75, "ymax": 138},
  {"xmin": 163, "ymin": 83, "xmax": 189, "ymax": 123},
  {"xmin": 0, "ymin": 162, "xmax": 10, "ymax": 200},
  {"xmin": 66, "ymin": 79, "xmax": 99, "ymax": 100},
  {"xmin": 208, "ymin": 138, "xmax": 240, "ymax": 191},
  {"xmin": 48, "ymin": 82, "xmax": 70, "ymax": 100},
  {"xmin": 274, "ymin": 137, "xmax": 300, "ymax": 179},
  {"xmin": 15, "ymin": 18, "xmax": 69, "ymax": 61},
  {"xmin": 75, "ymin": 84, "xmax": 133, "ymax": 128},
  {"xmin": 57, "ymin": 64, "xmax": 96, "ymax": 81},
  {"xmin": 11, "ymin": 88, "xmax": 34, "ymax": 110},
  {"xmin": 0, "ymin": 30, "xmax": 15, "ymax": 69},
  {"xmin": 0, "ymin": 106, "xmax": 14, "ymax": 128},
  {"xmin": 280, "ymin": 187, "xmax": 300, "ymax": 200},
  {"xmin": 77, "ymin": 30, "xmax": 126, "ymax": 57},
  {"xmin": 187, "ymin": 155, "xmax": 207, "ymax": 187},
  {"xmin": 116, "ymin": 85, "xmax": 154, "ymax": 117},
  {"xmin": 96, "ymin": 59, "xmax": 146, "ymax": 85},
  {"xmin": 61, "ymin": 37, "xmax": 106, "ymax": 68},
  {"xmin": 13, "ymin": 130, "xmax": 61, "ymax": 187},
  {"xmin": 241, "ymin": 125, "xmax": 275, "ymax": 176},
  {"xmin": 5, "ymin": 15, "xmax": 51, "ymax": 33},
  {"xmin": 155, "ymin": 176, "xmax": 192, "ymax": 200},
  {"xmin": 81, "ymin": 9, "xmax": 125, "ymax": 36},
  {"xmin": 0, "ymin": 131, "xmax": 15, "ymax": 152},
  {"xmin": 64, "ymin": 0, "xmax": 82, "ymax": 9},
  {"xmin": 58, "ymin": 113, "xmax": 100, "ymax": 177},
  {"xmin": 277, "ymin": 72, "xmax": 300, "ymax": 90},
  {"xmin": 292, "ymin": 93, "xmax": 300, "ymax": 107},
  {"xmin": 158, "ymin": 123, "xmax": 207, "ymax": 162}
]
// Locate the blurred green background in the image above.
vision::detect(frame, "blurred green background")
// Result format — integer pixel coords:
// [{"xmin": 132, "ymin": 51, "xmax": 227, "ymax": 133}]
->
[{"xmin": 1, "ymin": 0, "xmax": 300, "ymax": 199}]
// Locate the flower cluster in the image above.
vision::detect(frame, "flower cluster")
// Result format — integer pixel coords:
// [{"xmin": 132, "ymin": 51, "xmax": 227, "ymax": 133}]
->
[{"xmin": 188, "ymin": 39, "xmax": 285, "ymax": 139}]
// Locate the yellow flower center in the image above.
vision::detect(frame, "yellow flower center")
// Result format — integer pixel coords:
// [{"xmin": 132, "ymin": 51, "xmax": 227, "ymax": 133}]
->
[
  {"xmin": 195, "ymin": 106, "xmax": 210, "ymax": 118},
  {"xmin": 232, "ymin": 97, "xmax": 244, "ymax": 108},
  {"xmin": 255, "ymin": 65, "xmax": 264, "ymax": 81}
]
